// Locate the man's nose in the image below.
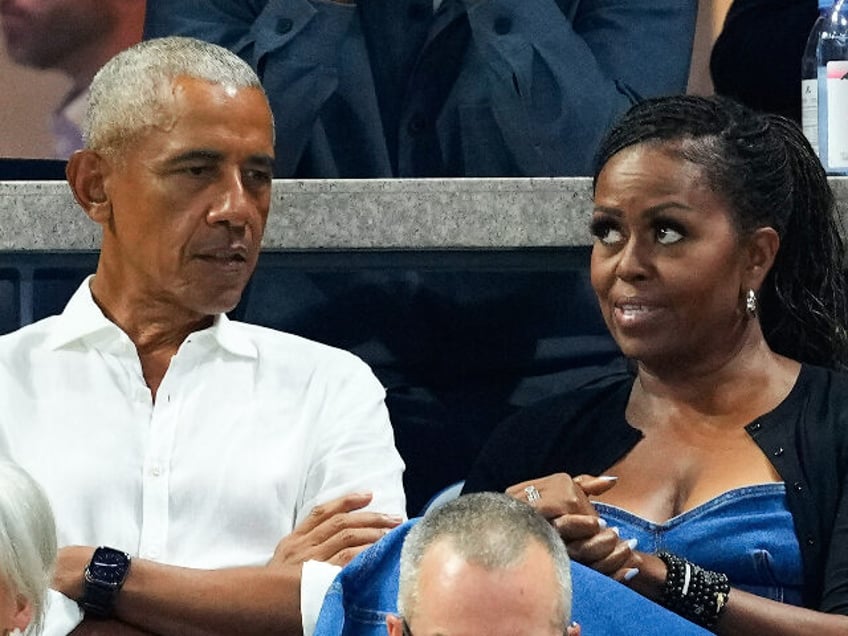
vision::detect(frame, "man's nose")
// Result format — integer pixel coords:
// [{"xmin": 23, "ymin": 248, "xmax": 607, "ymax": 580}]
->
[{"xmin": 207, "ymin": 170, "xmax": 253, "ymax": 227}]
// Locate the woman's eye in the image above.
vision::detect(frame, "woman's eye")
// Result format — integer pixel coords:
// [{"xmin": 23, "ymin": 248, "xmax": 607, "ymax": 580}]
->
[
  {"xmin": 590, "ymin": 219, "xmax": 624, "ymax": 246},
  {"xmin": 600, "ymin": 227, "xmax": 624, "ymax": 245},
  {"xmin": 656, "ymin": 226, "xmax": 684, "ymax": 245}
]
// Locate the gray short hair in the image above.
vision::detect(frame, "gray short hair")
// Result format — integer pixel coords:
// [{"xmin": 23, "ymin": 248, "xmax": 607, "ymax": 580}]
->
[
  {"xmin": 85, "ymin": 36, "xmax": 269, "ymax": 153},
  {"xmin": 0, "ymin": 462, "xmax": 57, "ymax": 635},
  {"xmin": 398, "ymin": 492, "xmax": 572, "ymax": 627}
]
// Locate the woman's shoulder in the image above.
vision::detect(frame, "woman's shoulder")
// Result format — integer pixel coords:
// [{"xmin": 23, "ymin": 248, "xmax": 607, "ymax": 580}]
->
[
  {"xmin": 776, "ymin": 363, "xmax": 848, "ymax": 444},
  {"xmin": 463, "ymin": 368, "xmax": 636, "ymax": 494},
  {"xmin": 796, "ymin": 363, "xmax": 848, "ymax": 407},
  {"xmin": 501, "ymin": 369, "xmax": 635, "ymax": 434}
]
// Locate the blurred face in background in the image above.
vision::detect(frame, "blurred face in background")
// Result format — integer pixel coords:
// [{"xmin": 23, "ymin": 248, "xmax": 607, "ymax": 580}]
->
[{"xmin": 0, "ymin": 0, "xmax": 116, "ymax": 71}]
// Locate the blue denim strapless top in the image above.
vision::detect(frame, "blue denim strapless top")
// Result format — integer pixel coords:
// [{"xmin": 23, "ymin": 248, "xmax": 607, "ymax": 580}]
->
[{"xmin": 594, "ymin": 483, "xmax": 804, "ymax": 605}]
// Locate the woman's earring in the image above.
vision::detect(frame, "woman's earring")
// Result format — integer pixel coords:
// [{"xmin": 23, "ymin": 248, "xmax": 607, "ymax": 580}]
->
[{"xmin": 746, "ymin": 289, "xmax": 757, "ymax": 316}]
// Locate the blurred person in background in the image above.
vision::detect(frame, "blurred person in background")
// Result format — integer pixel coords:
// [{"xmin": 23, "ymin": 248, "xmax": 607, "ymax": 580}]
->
[
  {"xmin": 0, "ymin": 0, "xmax": 145, "ymax": 158},
  {"xmin": 145, "ymin": 0, "xmax": 698, "ymax": 178},
  {"xmin": 711, "ymin": 0, "xmax": 817, "ymax": 123}
]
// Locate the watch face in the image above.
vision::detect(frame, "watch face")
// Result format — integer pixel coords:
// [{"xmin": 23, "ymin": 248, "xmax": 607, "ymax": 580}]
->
[{"xmin": 89, "ymin": 547, "xmax": 130, "ymax": 586}]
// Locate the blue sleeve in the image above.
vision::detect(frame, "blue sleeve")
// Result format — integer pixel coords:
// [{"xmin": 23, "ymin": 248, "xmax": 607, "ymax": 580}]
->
[
  {"xmin": 144, "ymin": 0, "xmax": 268, "ymax": 53},
  {"xmin": 460, "ymin": 0, "xmax": 698, "ymax": 174}
]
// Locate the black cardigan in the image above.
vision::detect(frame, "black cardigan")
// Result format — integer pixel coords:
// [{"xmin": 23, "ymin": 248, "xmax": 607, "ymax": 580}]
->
[{"xmin": 464, "ymin": 364, "xmax": 848, "ymax": 614}]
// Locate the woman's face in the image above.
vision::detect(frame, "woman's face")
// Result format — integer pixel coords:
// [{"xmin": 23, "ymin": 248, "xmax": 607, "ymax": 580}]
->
[{"xmin": 590, "ymin": 142, "xmax": 753, "ymax": 371}]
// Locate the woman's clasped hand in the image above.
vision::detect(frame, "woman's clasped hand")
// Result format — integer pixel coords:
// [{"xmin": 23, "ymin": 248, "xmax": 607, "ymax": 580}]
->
[{"xmin": 506, "ymin": 474, "xmax": 640, "ymax": 582}]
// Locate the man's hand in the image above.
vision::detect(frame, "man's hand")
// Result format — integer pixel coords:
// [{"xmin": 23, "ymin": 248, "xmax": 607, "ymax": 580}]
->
[
  {"xmin": 53, "ymin": 546, "xmax": 96, "ymax": 601},
  {"xmin": 270, "ymin": 491, "xmax": 404, "ymax": 568}
]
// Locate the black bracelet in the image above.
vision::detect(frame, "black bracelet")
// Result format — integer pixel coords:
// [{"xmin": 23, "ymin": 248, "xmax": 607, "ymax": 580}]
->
[{"xmin": 656, "ymin": 551, "xmax": 730, "ymax": 631}]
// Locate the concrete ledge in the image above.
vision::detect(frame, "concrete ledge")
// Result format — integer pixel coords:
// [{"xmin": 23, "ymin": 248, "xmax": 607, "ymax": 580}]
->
[
  {"xmin": 0, "ymin": 178, "xmax": 589, "ymax": 251},
  {"xmin": 2, "ymin": 177, "xmax": 847, "ymax": 251}
]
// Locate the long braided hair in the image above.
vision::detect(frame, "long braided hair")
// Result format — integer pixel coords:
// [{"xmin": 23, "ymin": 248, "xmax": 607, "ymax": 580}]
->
[{"xmin": 593, "ymin": 95, "xmax": 848, "ymax": 370}]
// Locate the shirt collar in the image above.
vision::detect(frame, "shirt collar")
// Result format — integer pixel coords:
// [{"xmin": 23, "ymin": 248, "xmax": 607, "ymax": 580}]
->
[
  {"xmin": 51, "ymin": 87, "xmax": 88, "ymax": 159},
  {"xmin": 46, "ymin": 276, "xmax": 258, "ymax": 360},
  {"xmin": 45, "ymin": 276, "xmax": 126, "ymax": 351},
  {"xmin": 203, "ymin": 313, "xmax": 258, "ymax": 360}
]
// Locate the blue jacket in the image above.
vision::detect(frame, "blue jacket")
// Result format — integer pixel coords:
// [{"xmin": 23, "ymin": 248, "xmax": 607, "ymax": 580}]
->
[
  {"xmin": 314, "ymin": 519, "xmax": 711, "ymax": 635},
  {"xmin": 144, "ymin": 0, "xmax": 697, "ymax": 177}
]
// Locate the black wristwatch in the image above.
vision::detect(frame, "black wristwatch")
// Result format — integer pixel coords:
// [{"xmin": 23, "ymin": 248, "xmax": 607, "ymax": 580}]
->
[{"xmin": 79, "ymin": 546, "xmax": 132, "ymax": 618}]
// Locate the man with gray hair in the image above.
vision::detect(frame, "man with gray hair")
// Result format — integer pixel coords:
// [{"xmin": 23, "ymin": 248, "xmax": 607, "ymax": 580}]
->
[
  {"xmin": 387, "ymin": 493, "xmax": 579, "ymax": 636},
  {"xmin": 0, "ymin": 36, "xmax": 405, "ymax": 635}
]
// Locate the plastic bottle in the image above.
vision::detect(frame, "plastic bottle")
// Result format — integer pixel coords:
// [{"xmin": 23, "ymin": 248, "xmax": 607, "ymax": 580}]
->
[{"xmin": 802, "ymin": 0, "xmax": 848, "ymax": 174}]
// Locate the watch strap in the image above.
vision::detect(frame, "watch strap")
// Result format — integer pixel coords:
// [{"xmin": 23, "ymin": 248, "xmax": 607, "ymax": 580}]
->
[{"xmin": 79, "ymin": 576, "xmax": 118, "ymax": 617}]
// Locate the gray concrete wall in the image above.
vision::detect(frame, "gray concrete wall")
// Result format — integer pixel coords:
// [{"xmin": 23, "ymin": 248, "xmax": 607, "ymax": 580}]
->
[{"xmin": 2, "ymin": 178, "xmax": 847, "ymax": 252}]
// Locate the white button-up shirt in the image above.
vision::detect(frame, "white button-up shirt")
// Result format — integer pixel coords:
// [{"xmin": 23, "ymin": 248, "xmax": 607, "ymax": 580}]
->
[{"xmin": 0, "ymin": 279, "xmax": 406, "ymax": 634}]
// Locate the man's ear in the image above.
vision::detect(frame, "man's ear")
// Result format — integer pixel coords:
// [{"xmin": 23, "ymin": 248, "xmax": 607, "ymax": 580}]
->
[
  {"xmin": 66, "ymin": 149, "xmax": 113, "ymax": 226},
  {"xmin": 386, "ymin": 614, "xmax": 405, "ymax": 636},
  {"xmin": 11, "ymin": 594, "xmax": 33, "ymax": 632},
  {"xmin": 744, "ymin": 226, "xmax": 780, "ymax": 292}
]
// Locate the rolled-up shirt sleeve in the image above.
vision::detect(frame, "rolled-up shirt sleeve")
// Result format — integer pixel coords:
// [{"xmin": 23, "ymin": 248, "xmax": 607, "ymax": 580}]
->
[{"xmin": 41, "ymin": 589, "xmax": 84, "ymax": 636}]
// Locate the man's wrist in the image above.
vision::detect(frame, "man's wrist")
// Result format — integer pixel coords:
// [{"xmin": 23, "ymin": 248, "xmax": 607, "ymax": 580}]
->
[{"xmin": 79, "ymin": 546, "xmax": 132, "ymax": 618}]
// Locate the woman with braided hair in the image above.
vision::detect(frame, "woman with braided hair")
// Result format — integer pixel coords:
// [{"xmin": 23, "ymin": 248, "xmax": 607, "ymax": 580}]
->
[{"xmin": 464, "ymin": 95, "xmax": 848, "ymax": 633}]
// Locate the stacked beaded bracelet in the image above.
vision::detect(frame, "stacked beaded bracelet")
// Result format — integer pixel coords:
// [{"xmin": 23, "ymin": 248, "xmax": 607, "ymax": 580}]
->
[{"xmin": 656, "ymin": 551, "xmax": 731, "ymax": 631}]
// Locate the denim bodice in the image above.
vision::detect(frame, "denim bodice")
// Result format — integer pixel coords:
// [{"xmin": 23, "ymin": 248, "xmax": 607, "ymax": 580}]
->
[{"xmin": 594, "ymin": 483, "xmax": 804, "ymax": 605}]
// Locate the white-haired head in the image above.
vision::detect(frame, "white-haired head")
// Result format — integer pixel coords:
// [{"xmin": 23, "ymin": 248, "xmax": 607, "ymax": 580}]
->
[
  {"xmin": 398, "ymin": 492, "xmax": 572, "ymax": 627},
  {"xmin": 84, "ymin": 36, "xmax": 272, "ymax": 154},
  {"xmin": 0, "ymin": 462, "xmax": 57, "ymax": 635}
]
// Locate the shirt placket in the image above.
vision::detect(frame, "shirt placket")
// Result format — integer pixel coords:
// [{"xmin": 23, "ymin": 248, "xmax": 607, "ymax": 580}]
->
[{"xmin": 137, "ymin": 356, "xmax": 182, "ymax": 562}]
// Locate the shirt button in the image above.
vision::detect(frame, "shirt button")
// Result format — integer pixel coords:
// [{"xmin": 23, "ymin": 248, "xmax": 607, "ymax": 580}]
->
[
  {"xmin": 749, "ymin": 422, "xmax": 762, "ymax": 431},
  {"xmin": 773, "ymin": 447, "xmax": 784, "ymax": 457},
  {"xmin": 408, "ymin": 3, "xmax": 428, "ymax": 21},
  {"xmin": 408, "ymin": 113, "xmax": 427, "ymax": 135},
  {"xmin": 151, "ymin": 466, "xmax": 162, "ymax": 477},
  {"xmin": 494, "ymin": 16, "xmax": 512, "ymax": 35},
  {"xmin": 793, "ymin": 481, "xmax": 804, "ymax": 492},
  {"xmin": 806, "ymin": 537, "xmax": 816, "ymax": 546},
  {"xmin": 276, "ymin": 18, "xmax": 293, "ymax": 34}
]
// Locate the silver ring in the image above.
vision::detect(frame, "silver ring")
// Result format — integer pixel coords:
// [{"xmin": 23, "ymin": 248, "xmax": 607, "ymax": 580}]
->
[{"xmin": 524, "ymin": 485, "xmax": 541, "ymax": 504}]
